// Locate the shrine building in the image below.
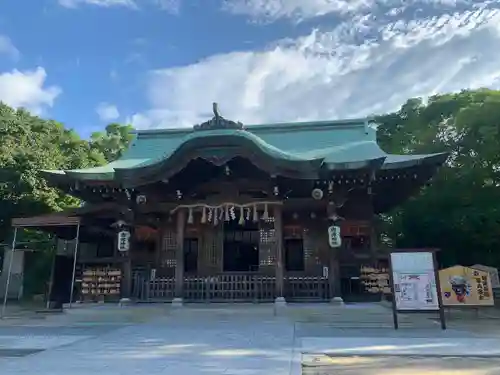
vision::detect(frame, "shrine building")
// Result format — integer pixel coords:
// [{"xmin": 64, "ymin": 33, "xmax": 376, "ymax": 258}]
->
[{"xmin": 11, "ymin": 104, "xmax": 447, "ymax": 305}]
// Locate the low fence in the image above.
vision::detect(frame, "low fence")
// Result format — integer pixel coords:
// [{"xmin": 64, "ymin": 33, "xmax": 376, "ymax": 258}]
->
[
  {"xmin": 132, "ymin": 273, "xmax": 329, "ymax": 302},
  {"xmin": 285, "ymin": 276, "xmax": 329, "ymax": 301}
]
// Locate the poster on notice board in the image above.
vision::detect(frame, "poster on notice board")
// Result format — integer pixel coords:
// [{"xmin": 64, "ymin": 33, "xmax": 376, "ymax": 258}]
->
[{"xmin": 390, "ymin": 251, "xmax": 439, "ymax": 311}]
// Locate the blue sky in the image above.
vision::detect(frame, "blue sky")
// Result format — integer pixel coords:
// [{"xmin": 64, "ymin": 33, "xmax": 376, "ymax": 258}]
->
[{"xmin": 0, "ymin": 0, "xmax": 499, "ymax": 138}]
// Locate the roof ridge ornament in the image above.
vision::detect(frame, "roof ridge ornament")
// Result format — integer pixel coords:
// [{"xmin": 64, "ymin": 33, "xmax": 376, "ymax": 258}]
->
[{"xmin": 193, "ymin": 102, "xmax": 244, "ymax": 131}]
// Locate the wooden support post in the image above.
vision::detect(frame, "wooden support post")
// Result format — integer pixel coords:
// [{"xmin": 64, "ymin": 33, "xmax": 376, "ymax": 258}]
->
[
  {"xmin": 118, "ymin": 223, "xmax": 133, "ymax": 301},
  {"xmin": 368, "ymin": 175, "xmax": 378, "ymax": 266},
  {"xmin": 1, "ymin": 227, "xmax": 18, "ymax": 318},
  {"xmin": 326, "ymin": 202, "xmax": 343, "ymax": 303},
  {"xmin": 117, "ymin": 226, "xmax": 132, "ymax": 301},
  {"xmin": 274, "ymin": 205, "xmax": 286, "ymax": 305},
  {"xmin": 155, "ymin": 224, "xmax": 164, "ymax": 274},
  {"xmin": 329, "ymin": 247, "xmax": 341, "ymax": 299},
  {"xmin": 173, "ymin": 209, "xmax": 186, "ymax": 305},
  {"xmin": 122, "ymin": 256, "xmax": 132, "ymax": 299},
  {"xmin": 327, "ymin": 219, "xmax": 343, "ymax": 304},
  {"xmin": 370, "ymin": 216, "xmax": 378, "ymax": 265}
]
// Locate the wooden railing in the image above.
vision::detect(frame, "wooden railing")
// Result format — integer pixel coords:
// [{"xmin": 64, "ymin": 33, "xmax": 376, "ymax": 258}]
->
[
  {"xmin": 184, "ymin": 275, "xmax": 276, "ymax": 302},
  {"xmin": 132, "ymin": 273, "xmax": 329, "ymax": 302},
  {"xmin": 285, "ymin": 276, "xmax": 329, "ymax": 301}
]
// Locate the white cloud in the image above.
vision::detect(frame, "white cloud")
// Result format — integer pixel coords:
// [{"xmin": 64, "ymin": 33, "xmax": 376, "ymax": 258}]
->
[
  {"xmin": 151, "ymin": 0, "xmax": 181, "ymax": 13},
  {"xmin": 0, "ymin": 35, "xmax": 20, "ymax": 60},
  {"xmin": 58, "ymin": 0, "xmax": 180, "ymax": 12},
  {"xmin": 110, "ymin": 69, "xmax": 119, "ymax": 81},
  {"xmin": 58, "ymin": 0, "xmax": 137, "ymax": 8},
  {"xmin": 130, "ymin": 2, "xmax": 500, "ymax": 129},
  {"xmin": 222, "ymin": 0, "xmax": 373, "ymax": 22},
  {"xmin": 0, "ymin": 67, "xmax": 61, "ymax": 115},
  {"xmin": 222, "ymin": 0, "xmax": 478, "ymax": 22},
  {"xmin": 96, "ymin": 102, "xmax": 120, "ymax": 121}
]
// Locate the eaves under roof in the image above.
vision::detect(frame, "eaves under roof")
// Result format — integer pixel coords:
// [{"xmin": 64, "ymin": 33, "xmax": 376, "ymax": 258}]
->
[{"xmin": 41, "ymin": 115, "xmax": 447, "ymax": 184}]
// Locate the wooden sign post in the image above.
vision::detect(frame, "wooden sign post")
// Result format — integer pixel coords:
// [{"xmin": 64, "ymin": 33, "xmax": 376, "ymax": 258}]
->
[{"xmin": 389, "ymin": 249, "xmax": 446, "ymax": 330}]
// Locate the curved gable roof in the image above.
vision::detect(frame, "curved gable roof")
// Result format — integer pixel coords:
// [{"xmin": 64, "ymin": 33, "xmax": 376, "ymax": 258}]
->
[{"xmin": 42, "ymin": 117, "xmax": 447, "ymax": 184}]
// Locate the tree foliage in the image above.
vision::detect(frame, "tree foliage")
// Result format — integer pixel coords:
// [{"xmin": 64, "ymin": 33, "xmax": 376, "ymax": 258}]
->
[
  {"xmin": 0, "ymin": 103, "xmax": 132, "ymax": 245},
  {"xmin": 90, "ymin": 123, "xmax": 135, "ymax": 162},
  {"xmin": 377, "ymin": 89, "xmax": 500, "ymax": 267}
]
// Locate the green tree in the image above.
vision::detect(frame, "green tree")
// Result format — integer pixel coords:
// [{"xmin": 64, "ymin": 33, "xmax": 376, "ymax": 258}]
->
[
  {"xmin": 90, "ymin": 123, "xmax": 134, "ymax": 162},
  {"xmin": 0, "ymin": 103, "xmax": 132, "ymax": 249},
  {"xmin": 377, "ymin": 89, "xmax": 500, "ymax": 268}
]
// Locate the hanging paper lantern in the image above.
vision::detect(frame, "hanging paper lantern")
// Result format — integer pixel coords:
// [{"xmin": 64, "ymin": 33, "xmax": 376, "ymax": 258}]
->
[
  {"xmin": 245, "ymin": 207, "xmax": 251, "ymax": 221},
  {"xmin": 201, "ymin": 206, "xmax": 207, "ymax": 224},
  {"xmin": 214, "ymin": 208, "xmax": 219, "ymax": 226},
  {"xmin": 224, "ymin": 205, "xmax": 230, "ymax": 221},
  {"xmin": 187, "ymin": 208, "xmax": 194, "ymax": 224},
  {"xmin": 207, "ymin": 208, "xmax": 213, "ymax": 222},
  {"xmin": 230, "ymin": 205, "xmax": 236, "ymax": 220},
  {"xmin": 238, "ymin": 206, "xmax": 245, "ymax": 225}
]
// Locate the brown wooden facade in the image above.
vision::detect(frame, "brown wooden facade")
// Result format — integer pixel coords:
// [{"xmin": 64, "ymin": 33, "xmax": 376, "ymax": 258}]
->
[
  {"xmin": 31, "ymin": 172, "xmax": 393, "ymax": 303},
  {"xmin": 59, "ymin": 178, "xmax": 391, "ymax": 303},
  {"xmin": 71, "ymin": 206, "xmax": 380, "ymax": 303}
]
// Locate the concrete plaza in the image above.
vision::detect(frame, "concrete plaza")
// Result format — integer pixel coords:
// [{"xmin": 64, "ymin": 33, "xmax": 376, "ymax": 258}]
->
[{"xmin": 1, "ymin": 303, "xmax": 500, "ymax": 374}]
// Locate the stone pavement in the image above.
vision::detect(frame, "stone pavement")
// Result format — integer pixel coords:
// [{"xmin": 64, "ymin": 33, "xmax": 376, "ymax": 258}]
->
[
  {"xmin": 0, "ymin": 304, "xmax": 297, "ymax": 375},
  {"xmin": 301, "ymin": 336, "xmax": 500, "ymax": 357},
  {"xmin": 302, "ymin": 354, "xmax": 500, "ymax": 375},
  {"xmin": 1, "ymin": 303, "xmax": 500, "ymax": 374}
]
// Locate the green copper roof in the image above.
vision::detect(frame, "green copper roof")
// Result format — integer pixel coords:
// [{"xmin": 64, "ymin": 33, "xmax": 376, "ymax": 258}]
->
[{"xmin": 42, "ymin": 117, "xmax": 447, "ymax": 183}]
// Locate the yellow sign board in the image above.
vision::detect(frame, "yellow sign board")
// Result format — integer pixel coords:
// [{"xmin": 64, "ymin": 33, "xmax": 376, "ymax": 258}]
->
[{"xmin": 439, "ymin": 265, "xmax": 494, "ymax": 306}]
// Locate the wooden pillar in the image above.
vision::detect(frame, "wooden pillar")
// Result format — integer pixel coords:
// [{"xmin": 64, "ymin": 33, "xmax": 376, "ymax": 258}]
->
[
  {"xmin": 329, "ymin": 245, "xmax": 341, "ymax": 298},
  {"xmin": 120, "ymin": 228, "xmax": 133, "ymax": 300},
  {"xmin": 274, "ymin": 205, "xmax": 285, "ymax": 301},
  {"xmin": 370, "ymin": 216, "xmax": 378, "ymax": 264},
  {"xmin": 122, "ymin": 256, "xmax": 132, "ymax": 298},
  {"xmin": 368, "ymin": 176, "xmax": 378, "ymax": 266},
  {"xmin": 326, "ymin": 219, "xmax": 341, "ymax": 300},
  {"xmin": 155, "ymin": 224, "xmax": 164, "ymax": 272},
  {"xmin": 174, "ymin": 209, "xmax": 186, "ymax": 301}
]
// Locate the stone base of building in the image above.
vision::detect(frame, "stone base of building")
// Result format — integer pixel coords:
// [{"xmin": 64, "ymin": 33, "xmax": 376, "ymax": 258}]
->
[
  {"xmin": 330, "ymin": 296, "xmax": 344, "ymax": 305},
  {"xmin": 118, "ymin": 298, "xmax": 132, "ymax": 307},
  {"xmin": 172, "ymin": 298, "xmax": 183, "ymax": 307},
  {"xmin": 274, "ymin": 297, "xmax": 287, "ymax": 307}
]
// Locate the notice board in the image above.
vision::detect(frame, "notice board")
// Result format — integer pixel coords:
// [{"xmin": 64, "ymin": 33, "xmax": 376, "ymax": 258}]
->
[{"xmin": 390, "ymin": 251, "xmax": 439, "ymax": 311}]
